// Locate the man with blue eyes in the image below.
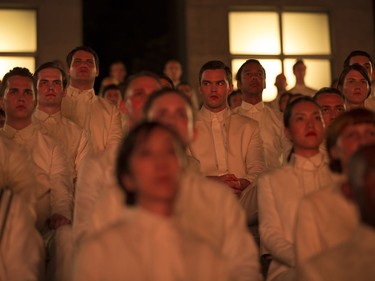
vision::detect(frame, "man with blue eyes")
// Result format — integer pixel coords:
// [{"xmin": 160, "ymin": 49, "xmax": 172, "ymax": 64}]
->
[
  {"xmin": 0, "ymin": 67, "xmax": 73, "ymax": 281},
  {"xmin": 33, "ymin": 61, "xmax": 91, "ymax": 182},
  {"xmin": 235, "ymin": 59, "xmax": 292, "ymax": 170},
  {"xmin": 188, "ymin": 60, "xmax": 265, "ymax": 228},
  {"xmin": 62, "ymin": 46, "xmax": 122, "ymax": 153}
]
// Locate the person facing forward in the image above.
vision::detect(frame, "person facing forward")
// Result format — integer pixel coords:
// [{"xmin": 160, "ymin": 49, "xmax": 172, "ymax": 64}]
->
[
  {"xmin": 73, "ymin": 122, "xmax": 230, "ymax": 281},
  {"xmin": 189, "ymin": 60, "xmax": 265, "ymax": 197},
  {"xmin": 235, "ymin": 59, "xmax": 291, "ymax": 170},
  {"xmin": 288, "ymin": 60, "xmax": 317, "ymax": 97},
  {"xmin": 62, "ymin": 46, "xmax": 122, "ymax": 153},
  {"xmin": 337, "ymin": 64, "xmax": 372, "ymax": 111},
  {"xmin": 33, "ymin": 61, "xmax": 91, "ymax": 182},
  {"xmin": 258, "ymin": 97, "xmax": 334, "ymax": 281}
]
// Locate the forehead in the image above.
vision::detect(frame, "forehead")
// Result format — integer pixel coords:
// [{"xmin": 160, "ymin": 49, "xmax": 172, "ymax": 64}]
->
[
  {"xmin": 349, "ymin": 55, "xmax": 371, "ymax": 65},
  {"xmin": 38, "ymin": 67, "xmax": 62, "ymax": 78},
  {"xmin": 292, "ymin": 101, "xmax": 319, "ymax": 113},
  {"xmin": 128, "ymin": 76, "xmax": 161, "ymax": 90},
  {"xmin": 201, "ymin": 69, "xmax": 227, "ymax": 80},
  {"xmin": 7, "ymin": 75, "xmax": 33, "ymax": 87},
  {"xmin": 152, "ymin": 93, "xmax": 189, "ymax": 110},
  {"xmin": 345, "ymin": 69, "xmax": 366, "ymax": 79},
  {"xmin": 242, "ymin": 62, "xmax": 264, "ymax": 73},
  {"xmin": 72, "ymin": 50, "xmax": 95, "ymax": 60},
  {"xmin": 316, "ymin": 93, "xmax": 344, "ymax": 105}
]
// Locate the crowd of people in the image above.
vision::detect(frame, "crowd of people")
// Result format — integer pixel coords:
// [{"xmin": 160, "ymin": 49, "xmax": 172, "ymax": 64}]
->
[{"xmin": 0, "ymin": 46, "xmax": 374, "ymax": 281}]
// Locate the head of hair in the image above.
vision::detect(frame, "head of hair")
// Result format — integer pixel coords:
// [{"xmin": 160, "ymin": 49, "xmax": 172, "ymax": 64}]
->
[
  {"xmin": 34, "ymin": 61, "xmax": 68, "ymax": 90},
  {"xmin": 292, "ymin": 59, "xmax": 305, "ymax": 72},
  {"xmin": 115, "ymin": 121, "xmax": 186, "ymax": 206},
  {"xmin": 337, "ymin": 64, "xmax": 371, "ymax": 98},
  {"xmin": 66, "ymin": 46, "xmax": 99, "ymax": 69},
  {"xmin": 227, "ymin": 89, "xmax": 242, "ymax": 107},
  {"xmin": 283, "ymin": 96, "xmax": 320, "ymax": 128},
  {"xmin": 235, "ymin": 59, "xmax": 266, "ymax": 84},
  {"xmin": 313, "ymin": 87, "xmax": 345, "ymax": 101},
  {"xmin": 343, "ymin": 50, "xmax": 373, "ymax": 69},
  {"xmin": 0, "ymin": 67, "xmax": 34, "ymax": 98},
  {"xmin": 123, "ymin": 71, "xmax": 161, "ymax": 99},
  {"xmin": 101, "ymin": 84, "xmax": 121, "ymax": 98},
  {"xmin": 348, "ymin": 144, "xmax": 375, "ymax": 223},
  {"xmin": 158, "ymin": 74, "xmax": 175, "ymax": 88},
  {"xmin": 326, "ymin": 108, "xmax": 375, "ymax": 173},
  {"xmin": 198, "ymin": 60, "xmax": 232, "ymax": 85},
  {"xmin": 143, "ymin": 87, "xmax": 196, "ymax": 123}
]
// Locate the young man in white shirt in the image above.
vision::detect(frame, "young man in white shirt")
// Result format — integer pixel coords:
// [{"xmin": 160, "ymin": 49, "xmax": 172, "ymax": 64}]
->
[
  {"xmin": 62, "ymin": 46, "xmax": 122, "ymax": 153},
  {"xmin": 33, "ymin": 61, "xmax": 91, "ymax": 182},
  {"xmin": 235, "ymin": 59, "xmax": 292, "ymax": 170}
]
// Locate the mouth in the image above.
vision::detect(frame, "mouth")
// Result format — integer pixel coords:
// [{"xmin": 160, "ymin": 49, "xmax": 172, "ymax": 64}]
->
[
  {"xmin": 305, "ymin": 131, "xmax": 317, "ymax": 137},
  {"xmin": 16, "ymin": 105, "xmax": 26, "ymax": 110}
]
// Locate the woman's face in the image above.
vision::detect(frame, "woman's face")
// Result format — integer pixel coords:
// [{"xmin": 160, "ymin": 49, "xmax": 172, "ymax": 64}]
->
[
  {"xmin": 123, "ymin": 128, "xmax": 184, "ymax": 206},
  {"xmin": 332, "ymin": 123, "xmax": 375, "ymax": 173},
  {"xmin": 342, "ymin": 70, "xmax": 369, "ymax": 106},
  {"xmin": 285, "ymin": 101, "xmax": 325, "ymax": 156}
]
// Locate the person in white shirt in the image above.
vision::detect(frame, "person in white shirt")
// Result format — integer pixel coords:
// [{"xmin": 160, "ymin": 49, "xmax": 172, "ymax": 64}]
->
[
  {"xmin": 294, "ymin": 108, "xmax": 375, "ymax": 265},
  {"xmin": 235, "ymin": 59, "xmax": 292, "ymax": 170},
  {"xmin": 313, "ymin": 87, "xmax": 346, "ymax": 127},
  {"xmin": 33, "ymin": 61, "xmax": 91, "ymax": 182},
  {"xmin": 297, "ymin": 144, "xmax": 375, "ymax": 281},
  {"xmin": 0, "ymin": 67, "xmax": 73, "ymax": 281},
  {"xmin": 73, "ymin": 122, "xmax": 230, "ymax": 281},
  {"xmin": 288, "ymin": 60, "xmax": 317, "ymax": 97},
  {"xmin": 0, "ymin": 189, "xmax": 45, "ymax": 281},
  {"xmin": 73, "ymin": 72, "xmax": 162, "ymax": 242},
  {"xmin": 337, "ymin": 64, "xmax": 372, "ymax": 111},
  {"xmin": 189, "ymin": 60, "xmax": 265, "ymax": 196},
  {"xmin": 62, "ymin": 46, "xmax": 122, "ymax": 153},
  {"xmin": 258, "ymin": 96, "xmax": 334, "ymax": 281}
]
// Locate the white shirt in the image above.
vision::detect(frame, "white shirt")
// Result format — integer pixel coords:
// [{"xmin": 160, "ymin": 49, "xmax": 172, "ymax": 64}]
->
[
  {"xmin": 1, "ymin": 124, "xmax": 73, "ymax": 230},
  {"xmin": 297, "ymin": 224, "xmax": 375, "ymax": 281},
  {"xmin": 33, "ymin": 109, "xmax": 91, "ymax": 180},
  {"xmin": 189, "ymin": 107, "xmax": 266, "ymax": 183},
  {"xmin": 235, "ymin": 101, "xmax": 292, "ymax": 170},
  {"xmin": 258, "ymin": 152, "xmax": 334, "ymax": 281},
  {"xmin": 0, "ymin": 190, "xmax": 45, "ymax": 281},
  {"xmin": 62, "ymin": 86, "xmax": 123, "ymax": 153},
  {"xmin": 73, "ymin": 208, "xmax": 230, "ymax": 281},
  {"xmin": 294, "ymin": 179, "xmax": 360, "ymax": 265}
]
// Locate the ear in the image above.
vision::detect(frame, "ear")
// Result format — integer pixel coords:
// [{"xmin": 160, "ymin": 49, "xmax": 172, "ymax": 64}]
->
[
  {"xmin": 95, "ymin": 67, "xmax": 99, "ymax": 78},
  {"xmin": 284, "ymin": 127, "xmax": 292, "ymax": 141},
  {"xmin": 121, "ymin": 174, "xmax": 136, "ymax": 192},
  {"xmin": 237, "ymin": 80, "xmax": 242, "ymax": 90},
  {"xmin": 228, "ymin": 83, "xmax": 234, "ymax": 95}
]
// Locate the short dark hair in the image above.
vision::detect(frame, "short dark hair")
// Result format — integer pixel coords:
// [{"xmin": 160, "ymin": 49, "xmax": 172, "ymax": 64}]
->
[
  {"xmin": 198, "ymin": 60, "xmax": 232, "ymax": 85},
  {"xmin": 115, "ymin": 121, "xmax": 186, "ymax": 205},
  {"xmin": 0, "ymin": 67, "xmax": 34, "ymax": 98},
  {"xmin": 293, "ymin": 59, "xmax": 305, "ymax": 72},
  {"xmin": 326, "ymin": 108, "xmax": 375, "ymax": 173},
  {"xmin": 158, "ymin": 74, "xmax": 175, "ymax": 88},
  {"xmin": 313, "ymin": 87, "xmax": 344, "ymax": 102},
  {"xmin": 283, "ymin": 96, "xmax": 320, "ymax": 128},
  {"xmin": 337, "ymin": 64, "xmax": 371, "ymax": 98},
  {"xmin": 34, "ymin": 61, "xmax": 68, "ymax": 89},
  {"xmin": 101, "ymin": 84, "xmax": 121, "ymax": 98},
  {"xmin": 227, "ymin": 89, "xmax": 242, "ymax": 107},
  {"xmin": 343, "ymin": 50, "xmax": 373, "ymax": 69},
  {"xmin": 123, "ymin": 71, "xmax": 161, "ymax": 99},
  {"xmin": 235, "ymin": 59, "xmax": 266, "ymax": 83},
  {"xmin": 66, "ymin": 46, "xmax": 99, "ymax": 69},
  {"xmin": 143, "ymin": 87, "xmax": 196, "ymax": 123}
]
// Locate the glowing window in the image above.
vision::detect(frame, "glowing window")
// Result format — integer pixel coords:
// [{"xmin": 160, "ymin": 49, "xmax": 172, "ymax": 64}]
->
[
  {"xmin": 229, "ymin": 11, "xmax": 331, "ymax": 101},
  {"xmin": 0, "ymin": 9, "xmax": 36, "ymax": 79}
]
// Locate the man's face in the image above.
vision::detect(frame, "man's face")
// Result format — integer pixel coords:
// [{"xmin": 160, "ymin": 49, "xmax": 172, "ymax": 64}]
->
[
  {"xmin": 315, "ymin": 93, "xmax": 345, "ymax": 127},
  {"xmin": 164, "ymin": 61, "xmax": 182, "ymax": 82},
  {"xmin": 293, "ymin": 63, "xmax": 306, "ymax": 80},
  {"xmin": 125, "ymin": 76, "xmax": 161, "ymax": 123},
  {"xmin": 200, "ymin": 69, "xmax": 232, "ymax": 112},
  {"xmin": 110, "ymin": 63, "xmax": 126, "ymax": 83},
  {"xmin": 68, "ymin": 50, "xmax": 98, "ymax": 83},
  {"xmin": 237, "ymin": 62, "xmax": 266, "ymax": 97},
  {"xmin": 1, "ymin": 75, "xmax": 36, "ymax": 121},
  {"xmin": 103, "ymin": 89, "xmax": 121, "ymax": 106},
  {"xmin": 147, "ymin": 92, "xmax": 194, "ymax": 145},
  {"xmin": 349, "ymin": 55, "xmax": 373, "ymax": 78},
  {"xmin": 37, "ymin": 68, "xmax": 65, "ymax": 109}
]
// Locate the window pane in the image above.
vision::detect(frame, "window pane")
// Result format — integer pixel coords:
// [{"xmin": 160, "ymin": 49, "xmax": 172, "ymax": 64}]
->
[
  {"xmin": 284, "ymin": 59, "xmax": 331, "ymax": 91},
  {"xmin": 282, "ymin": 13, "xmax": 330, "ymax": 55},
  {"xmin": 0, "ymin": 9, "xmax": 37, "ymax": 52},
  {"xmin": 0, "ymin": 57, "xmax": 35, "ymax": 80},
  {"xmin": 229, "ymin": 12, "xmax": 280, "ymax": 55},
  {"xmin": 232, "ymin": 59, "xmax": 282, "ymax": 102}
]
